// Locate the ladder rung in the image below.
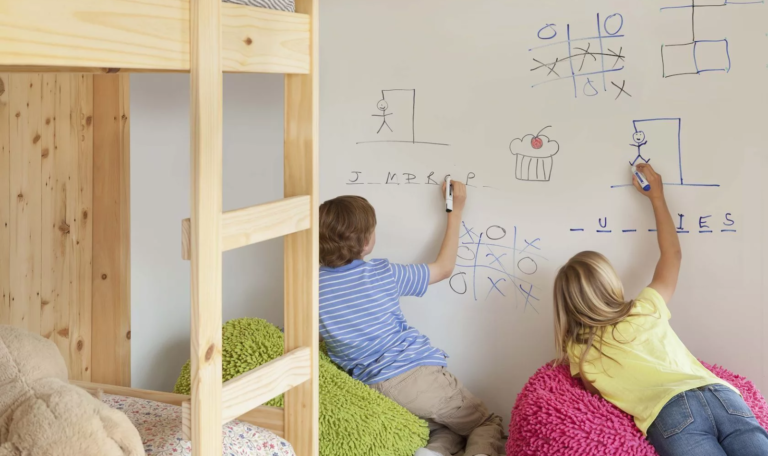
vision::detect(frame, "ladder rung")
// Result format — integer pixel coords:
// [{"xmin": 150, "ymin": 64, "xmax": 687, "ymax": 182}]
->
[
  {"xmin": 180, "ymin": 347, "xmax": 310, "ymax": 440},
  {"xmin": 182, "ymin": 195, "xmax": 310, "ymax": 260},
  {"xmin": 221, "ymin": 347, "xmax": 312, "ymax": 424},
  {"xmin": 181, "ymin": 401, "xmax": 285, "ymax": 441}
]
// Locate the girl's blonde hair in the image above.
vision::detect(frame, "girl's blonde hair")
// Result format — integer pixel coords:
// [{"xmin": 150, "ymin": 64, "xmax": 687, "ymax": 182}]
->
[{"xmin": 552, "ymin": 251, "xmax": 635, "ymax": 382}]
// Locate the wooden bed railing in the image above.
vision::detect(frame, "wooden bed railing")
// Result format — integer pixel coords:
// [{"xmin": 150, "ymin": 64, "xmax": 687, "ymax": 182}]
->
[{"xmin": 72, "ymin": 380, "xmax": 286, "ymax": 437}]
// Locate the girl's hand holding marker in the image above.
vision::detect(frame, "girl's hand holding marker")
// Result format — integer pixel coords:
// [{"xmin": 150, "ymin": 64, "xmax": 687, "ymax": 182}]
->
[{"xmin": 632, "ymin": 163, "xmax": 663, "ymax": 199}]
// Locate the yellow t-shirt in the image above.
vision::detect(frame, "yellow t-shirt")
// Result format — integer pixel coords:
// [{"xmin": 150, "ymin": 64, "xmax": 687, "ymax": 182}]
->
[{"xmin": 568, "ymin": 287, "xmax": 736, "ymax": 435}]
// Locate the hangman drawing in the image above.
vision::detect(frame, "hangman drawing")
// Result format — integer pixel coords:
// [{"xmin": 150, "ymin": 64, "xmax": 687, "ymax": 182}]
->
[
  {"xmin": 374, "ymin": 99, "xmax": 393, "ymax": 133},
  {"xmin": 611, "ymin": 118, "xmax": 719, "ymax": 188},
  {"xmin": 629, "ymin": 131, "xmax": 649, "ymax": 165},
  {"xmin": 357, "ymin": 89, "xmax": 449, "ymax": 146},
  {"xmin": 659, "ymin": 0, "xmax": 763, "ymax": 78}
]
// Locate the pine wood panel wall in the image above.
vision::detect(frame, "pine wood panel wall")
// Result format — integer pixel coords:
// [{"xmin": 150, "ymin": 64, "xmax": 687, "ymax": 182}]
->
[{"xmin": 0, "ymin": 73, "xmax": 130, "ymax": 385}]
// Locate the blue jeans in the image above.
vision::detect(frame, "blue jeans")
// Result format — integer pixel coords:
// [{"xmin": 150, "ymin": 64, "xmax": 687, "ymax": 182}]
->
[{"xmin": 647, "ymin": 384, "xmax": 768, "ymax": 456}]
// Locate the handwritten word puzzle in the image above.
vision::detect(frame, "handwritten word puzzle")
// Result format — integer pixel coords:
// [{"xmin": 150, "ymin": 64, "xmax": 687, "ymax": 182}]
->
[
  {"xmin": 347, "ymin": 170, "xmax": 484, "ymax": 188},
  {"xmin": 660, "ymin": 0, "xmax": 763, "ymax": 78},
  {"xmin": 450, "ymin": 223, "xmax": 547, "ymax": 313},
  {"xmin": 529, "ymin": 13, "xmax": 628, "ymax": 99},
  {"xmin": 569, "ymin": 212, "xmax": 737, "ymax": 234}
]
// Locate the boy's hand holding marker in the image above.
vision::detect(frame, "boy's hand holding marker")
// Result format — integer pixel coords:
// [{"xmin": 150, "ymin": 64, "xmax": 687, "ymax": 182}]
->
[
  {"xmin": 442, "ymin": 178, "xmax": 467, "ymax": 214},
  {"xmin": 429, "ymin": 179, "xmax": 467, "ymax": 284}
]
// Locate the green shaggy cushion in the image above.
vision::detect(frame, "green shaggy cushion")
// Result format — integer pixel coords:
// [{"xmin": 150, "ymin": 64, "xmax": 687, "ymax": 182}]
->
[{"xmin": 174, "ymin": 318, "xmax": 428, "ymax": 456}]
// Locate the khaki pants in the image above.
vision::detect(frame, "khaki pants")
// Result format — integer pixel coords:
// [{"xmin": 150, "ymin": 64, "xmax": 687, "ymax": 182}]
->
[{"xmin": 371, "ymin": 366, "xmax": 505, "ymax": 456}]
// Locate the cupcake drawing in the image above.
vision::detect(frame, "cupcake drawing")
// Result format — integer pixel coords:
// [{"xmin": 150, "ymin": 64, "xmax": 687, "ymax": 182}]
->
[{"xmin": 509, "ymin": 126, "xmax": 560, "ymax": 182}]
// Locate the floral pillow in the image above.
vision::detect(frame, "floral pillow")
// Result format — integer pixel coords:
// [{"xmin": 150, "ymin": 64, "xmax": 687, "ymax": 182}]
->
[{"xmin": 101, "ymin": 394, "xmax": 294, "ymax": 456}]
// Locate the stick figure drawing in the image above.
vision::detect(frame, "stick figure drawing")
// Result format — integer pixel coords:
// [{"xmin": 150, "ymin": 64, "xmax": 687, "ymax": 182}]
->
[
  {"xmin": 629, "ymin": 131, "xmax": 649, "ymax": 165},
  {"xmin": 373, "ymin": 99, "xmax": 392, "ymax": 134}
]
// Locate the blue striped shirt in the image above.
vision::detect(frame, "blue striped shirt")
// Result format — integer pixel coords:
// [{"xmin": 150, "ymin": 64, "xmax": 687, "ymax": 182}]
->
[{"xmin": 319, "ymin": 259, "xmax": 448, "ymax": 384}]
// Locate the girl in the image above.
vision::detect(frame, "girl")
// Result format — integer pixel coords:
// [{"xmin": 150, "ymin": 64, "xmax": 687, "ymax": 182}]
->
[{"xmin": 553, "ymin": 163, "xmax": 768, "ymax": 456}]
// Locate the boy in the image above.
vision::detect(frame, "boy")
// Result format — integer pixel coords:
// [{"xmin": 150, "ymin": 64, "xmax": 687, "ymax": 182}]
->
[{"xmin": 319, "ymin": 182, "xmax": 505, "ymax": 456}]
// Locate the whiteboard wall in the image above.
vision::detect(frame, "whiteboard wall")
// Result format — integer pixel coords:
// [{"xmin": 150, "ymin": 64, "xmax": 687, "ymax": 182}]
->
[{"xmin": 320, "ymin": 0, "xmax": 768, "ymax": 424}]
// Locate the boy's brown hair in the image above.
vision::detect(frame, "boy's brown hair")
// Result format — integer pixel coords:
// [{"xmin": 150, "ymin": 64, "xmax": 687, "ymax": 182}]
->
[{"xmin": 319, "ymin": 196, "xmax": 377, "ymax": 268}]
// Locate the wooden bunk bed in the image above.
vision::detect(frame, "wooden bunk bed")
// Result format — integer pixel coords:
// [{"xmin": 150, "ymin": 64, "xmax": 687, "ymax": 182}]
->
[{"xmin": 0, "ymin": 0, "xmax": 319, "ymax": 455}]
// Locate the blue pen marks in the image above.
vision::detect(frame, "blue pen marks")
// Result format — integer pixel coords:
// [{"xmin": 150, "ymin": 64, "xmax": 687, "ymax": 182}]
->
[
  {"xmin": 537, "ymin": 24, "xmax": 557, "ymax": 40},
  {"xmin": 487, "ymin": 278, "xmax": 507, "ymax": 300},
  {"xmin": 522, "ymin": 238, "xmax": 541, "ymax": 252},
  {"xmin": 658, "ymin": 0, "xmax": 761, "ymax": 78},
  {"xmin": 452, "ymin": 223, "xmax": 547, "ymax": 313},
  {"xmin": 569, "ymin": 213, "xmax": 736, "ymax": 235},
  {"xmin": 486, "ymin": 252, "xmax": 507, "ymax": 267},
  {"xmin": 519, "ymin": 284, "xmax": 540, "ymax": 314},
  {"xmin": 529, "ymin": 12, "xmax": 628, "ymax": 99},
  {"xmin": 612, "ymin": 118, "xmax": 719, "ymax": 189}
]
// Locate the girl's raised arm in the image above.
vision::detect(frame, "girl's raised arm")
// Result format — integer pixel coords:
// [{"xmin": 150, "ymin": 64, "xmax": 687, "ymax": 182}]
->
[{"xmin": 633, "ymin": 163, "xmax": 681, "ymax": 303}]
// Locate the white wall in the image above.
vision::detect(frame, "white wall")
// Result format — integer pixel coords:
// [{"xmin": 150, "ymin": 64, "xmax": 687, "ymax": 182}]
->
[
  {"xmin": 319, "ymin": 0, "xmax": 768, "ymax": 426},
  {"xmin": 130, "ymin": 74, "xmax": 286, "ymax": 391}
]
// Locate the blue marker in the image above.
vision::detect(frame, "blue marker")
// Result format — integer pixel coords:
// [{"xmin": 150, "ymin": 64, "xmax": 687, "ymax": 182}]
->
[{"xmin": 631, "ymin": 166, "xmax": 651, "ymax": 191}]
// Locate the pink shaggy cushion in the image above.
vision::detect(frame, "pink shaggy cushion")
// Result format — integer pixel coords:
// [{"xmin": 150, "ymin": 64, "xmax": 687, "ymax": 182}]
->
[{"xmin": 507, "ymin": 361, "xmax": 768, "ymax": 456}]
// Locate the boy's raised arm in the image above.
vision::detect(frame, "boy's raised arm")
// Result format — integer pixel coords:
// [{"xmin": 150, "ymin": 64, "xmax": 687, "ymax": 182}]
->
[
  {"xmin": 428, "ymin": 181, "xmax": 467, "ymax": 284},
  {"xmin": 633, "ymin": 163, "xmax": 681, "ymax": 303}
]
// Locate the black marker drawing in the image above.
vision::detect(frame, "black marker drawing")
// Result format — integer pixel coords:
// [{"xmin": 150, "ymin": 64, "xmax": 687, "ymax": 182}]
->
[
  {"xmin": 385, "ymin": 172, "xmax": 400, "ymax": 185},
  {"xmin": 612, "ymin": 80, "xmax": 632, "ymax": 99},
  {"xmin": 486, "ymin": 225, "xmax": 507, "ymax": 241},
  {"xmin": 509, "ymin": 126, "xmax": 560, "ymax": 182},
  {"xmin": 357, "ymin": 89, "xmax": 449, "ymax": 146},
  {"xmin": 346, "ymin": 171, "xmax": 483, "ymax": 188},
  {"xmin": 449, "ymin": 272, "xmax": 468, "ymax": 295},
  {"xmin": 348, "ymin": 171, "xmax": 363, "ymax": 185},
  {"xmin": 403, "ymin": 173, "xmax": 418, "ymax": 184},
  {"xmin": 518, "ymin": 257, "xmax": 538, "ymax": 275},
  {"xmin": 373, "ymin": 99, "xmax": 393, "ymax": 133}
]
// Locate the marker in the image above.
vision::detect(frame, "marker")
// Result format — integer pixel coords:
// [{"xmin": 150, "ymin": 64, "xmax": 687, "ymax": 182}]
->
[
  {"xmin": 445, "ymin": 176, "xmax": 453, "ymax": 212},
  {"xmin": 631, "ymin": 166, "xmax": 651, "ymax": 192}
]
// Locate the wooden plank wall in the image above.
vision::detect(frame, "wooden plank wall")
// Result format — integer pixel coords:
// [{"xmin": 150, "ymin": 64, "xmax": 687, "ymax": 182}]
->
[
  {"xmin": 92, "ymin": 74, "xmax": 131, "ymax": 386},
  {"xmin": 0, "ymin": 73, "xmax": 129, "ymax": 385}
]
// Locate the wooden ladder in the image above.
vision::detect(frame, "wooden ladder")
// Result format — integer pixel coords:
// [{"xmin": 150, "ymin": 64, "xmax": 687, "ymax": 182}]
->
[{"xmin": 181, "ymin": 0, "xmax": 318, "ymax": 455}]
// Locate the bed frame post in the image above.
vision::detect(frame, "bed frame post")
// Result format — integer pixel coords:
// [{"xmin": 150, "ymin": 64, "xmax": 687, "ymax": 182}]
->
[
  {"xmin": 189, "ymin": 0, "xmax": 223, "ymax": 454},
  {"xmin": 92, "ymin": 73, "xmax": 131, "ymax": 387},
  {"xmin": 284, "ymin": 0, "xmax": 319, "ymax": 455}
]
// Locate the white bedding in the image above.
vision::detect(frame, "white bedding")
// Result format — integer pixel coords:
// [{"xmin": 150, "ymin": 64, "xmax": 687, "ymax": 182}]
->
[
  {"xmin": 222, "ymin": 0, "xmax": 295, "ymax": 12},
  {"xmin": 101, "ymin": 394, "xmax": 295, "ymax": 456}
]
